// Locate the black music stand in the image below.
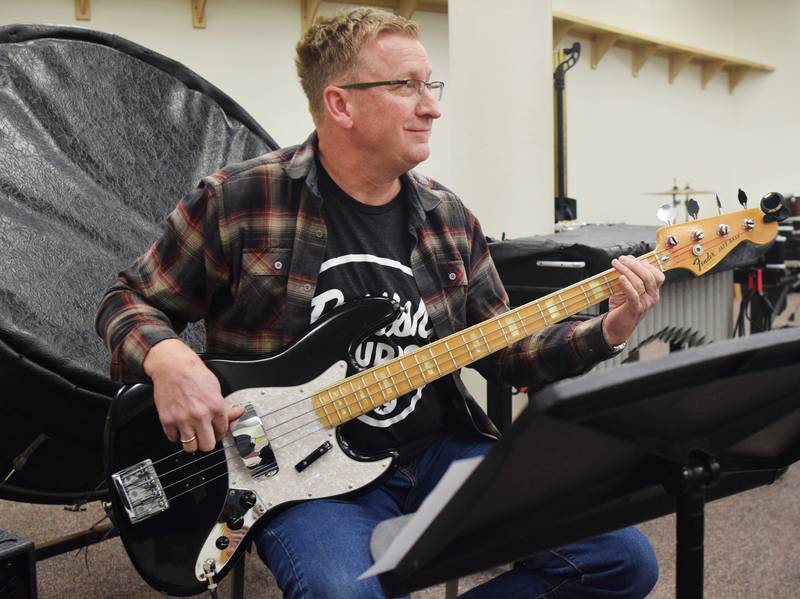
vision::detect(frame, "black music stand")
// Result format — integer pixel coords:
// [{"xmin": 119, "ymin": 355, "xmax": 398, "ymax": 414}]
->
[{"xmin": 366, "ymin": 327, "xmax": 800, "ymax": 599}]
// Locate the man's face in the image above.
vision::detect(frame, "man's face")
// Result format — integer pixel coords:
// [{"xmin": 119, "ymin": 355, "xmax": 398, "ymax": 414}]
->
[{"xmin": 344, "ymin": 33, "xmax": 441, "ymax": 173}]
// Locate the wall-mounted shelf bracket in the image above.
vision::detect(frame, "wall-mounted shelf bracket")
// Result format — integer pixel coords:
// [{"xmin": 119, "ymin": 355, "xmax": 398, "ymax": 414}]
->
[
  {"xmin": 192, "ymin": 0, "xmax": 208, "ymax": 28},
  {"xmin": 727, "ymin": 66, "xmax": 749, "ymax": 94},
  {"xmin": 701, "ymin": 60, "xmax": 725, "ymax": 89},
  {"xmin": 632, "ymin": 43, "xmax": 659, "ymax": 77},
  {"xmin": 75, "ymin": 0, "xmax": 90, "ymax": 21},
  {"xmin": 591, "ymin": 33, "xmax": 619, "ymax": 69},
  {"xmin": 554, "ymin": 21, "xmax": 574, "ymax": 46},
  {"xmin": 669, "ymin": 52, "xmax": 695, "ymax": 83},
  {"xmin": 301, "ymin": 0, "xmax": 322, "ymax": 33},
  {"xmin": 396, "ymin": 0, "xmax": 419, "ymax": 19}
]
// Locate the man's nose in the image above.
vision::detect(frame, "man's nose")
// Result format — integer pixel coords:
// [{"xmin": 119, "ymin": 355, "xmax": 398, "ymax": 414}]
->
[{"xmin": 418, "ymin": 91, "xmax": 442, "ymax": 119}]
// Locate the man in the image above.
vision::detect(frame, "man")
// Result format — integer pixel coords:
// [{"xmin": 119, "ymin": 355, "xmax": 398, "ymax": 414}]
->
[{"xmin": 96, "ymin": 8, "xmax": 663, "ymax": 598}]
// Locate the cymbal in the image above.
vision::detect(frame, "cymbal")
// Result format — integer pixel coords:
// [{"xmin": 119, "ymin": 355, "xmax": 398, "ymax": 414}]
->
[{"xmin": 645, "ymin": 188, "xmax": 716, "ymax": 196}]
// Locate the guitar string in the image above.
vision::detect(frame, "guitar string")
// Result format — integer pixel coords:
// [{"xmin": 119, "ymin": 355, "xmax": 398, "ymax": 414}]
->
[
  {"xmin": 158, "ymin": 254, "xmax": 673, "ymax": 501},
  {"xmin": 125, "ymin": 247, "xmax": 677, "ymax": 495},
  {"xmin": 249, "ymin": 251, "xmax": 672, "ymax": 428},
  {"xmin": 125, "ymin": 258, "xmax": 633, "ymax": 497},
  {"xmin": 148, "ymin": 225, "xmax": 752, "ymax": 504},
  {"xmin": 128, "ymin": 232, "xmax": 737, "ymax": 500},
  {"xmin": 132, "ymin": 250, "xmax": 659, "ymax": 477},
  {"xmin": 129, "ymin": 250, "xmax": 667, "ymax": 498},
  {"xmin": 227, "ymin": 250, "xmax": 668, "ymax": 436},
  {"xmin": 237, "ymin": 252, "xmax": 670, "ymax": 443},
  {"xmin": 159, "ymin": 431, "xmax": 335, "ymax": 502}
]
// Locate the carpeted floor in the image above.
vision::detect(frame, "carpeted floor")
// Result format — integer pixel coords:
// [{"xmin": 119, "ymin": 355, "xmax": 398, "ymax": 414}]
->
[
  {"xmin": 3, "ymin": 294, "xmax": 798, "ymax": 598},
  {"xmin": 2, "ymin": 464, "xmax": 798, "ymax": 598}
]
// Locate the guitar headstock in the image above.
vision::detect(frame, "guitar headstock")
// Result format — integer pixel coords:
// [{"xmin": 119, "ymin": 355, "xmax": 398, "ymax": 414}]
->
[{"xmin": 654, "ymin": 193, "xmax": 787, "ymax": 276}]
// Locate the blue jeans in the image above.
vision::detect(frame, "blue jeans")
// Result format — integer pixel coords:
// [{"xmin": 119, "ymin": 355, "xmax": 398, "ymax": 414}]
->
[{"xmin": 255, "ymin": 431, "xmax": 658, "ymax": 598}]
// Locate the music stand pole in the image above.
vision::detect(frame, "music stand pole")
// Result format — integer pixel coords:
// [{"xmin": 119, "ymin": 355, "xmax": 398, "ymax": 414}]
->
[{"xmin": 665, "ymin": 452, "xmax": 720, "ymax": 599}]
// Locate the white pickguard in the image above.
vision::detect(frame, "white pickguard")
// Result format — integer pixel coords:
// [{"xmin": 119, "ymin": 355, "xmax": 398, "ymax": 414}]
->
[{"xmin": 195, "ymin": 361, "xmax": 394, "ymax": 581}]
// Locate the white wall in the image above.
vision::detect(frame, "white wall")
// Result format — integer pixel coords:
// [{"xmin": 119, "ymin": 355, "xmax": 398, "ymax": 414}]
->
[
  {"xmin": 732, "ymin": 0, "xmax": 800, "ymax": 200},
  {"xmin": 449, "ymin": 0, "xmax": 554, "ymax": 239},
  {"xmin": 552, "ymin": 0, "xmax": 794, "ymax": 226},
  {"xmin": 3, "ymin": 0, "xmax": 797, "ymax": 409},
  {"xmin": 3, "ymin": 0, "xmax": 795, "ymax": 224},
  {"xmin": 0, "ymin": 0, "xmax": 451, "ymax": 180},
  {"xmin": 1, "ymin": 0, "xmax": 312, "ymax": 146}
]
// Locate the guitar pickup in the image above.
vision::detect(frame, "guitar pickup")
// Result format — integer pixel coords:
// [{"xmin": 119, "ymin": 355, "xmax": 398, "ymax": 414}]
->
[
  {"xmin": 232, "ymin": 404, "xmax": 278, "ymax": 479},
  {"xmin": 112, "ymin": 459, "xmax": 169, "ymax": 524},
  {"xmin": 295, "ymin": 441, "xmax": 332, "ymax": 472}
]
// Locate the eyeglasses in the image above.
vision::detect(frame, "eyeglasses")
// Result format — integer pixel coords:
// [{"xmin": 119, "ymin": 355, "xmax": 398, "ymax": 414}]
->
[{"xmin": 338, "ymin": 79, "xmax": 444, "ymax": 101}]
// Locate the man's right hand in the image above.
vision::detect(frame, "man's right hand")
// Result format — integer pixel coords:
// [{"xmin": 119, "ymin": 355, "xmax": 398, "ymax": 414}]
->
[{"xmin": 143, "ymin": 338, "xmax": 246, "ymax": 453}]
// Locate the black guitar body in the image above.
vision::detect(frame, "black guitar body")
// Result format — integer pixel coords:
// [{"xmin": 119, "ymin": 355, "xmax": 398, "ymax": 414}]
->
[{"xmin": 104, "ymin": 297, "xmax": 400, "ymax": 596}]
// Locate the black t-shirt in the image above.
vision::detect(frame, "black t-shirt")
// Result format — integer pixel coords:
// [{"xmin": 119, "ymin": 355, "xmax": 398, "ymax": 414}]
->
[{"xmin": 313, "ymin": 163, "xmax": 453, "ymax": 461}]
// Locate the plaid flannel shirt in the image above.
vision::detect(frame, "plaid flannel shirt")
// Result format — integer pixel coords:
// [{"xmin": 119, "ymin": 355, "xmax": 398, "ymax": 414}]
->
[{"xmin": 95, "ymin": 133, "xmax": 615, "ymax": 439}]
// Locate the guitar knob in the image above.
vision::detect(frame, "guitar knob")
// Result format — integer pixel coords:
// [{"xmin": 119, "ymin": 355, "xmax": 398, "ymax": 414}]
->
[
  {"xmin": 240, "ymin": 491, "xmax": 257, "ymax": 510},
  {"xmin": 666, "ymin": 235, "xmax": 678, "ymax": 248},
  {"xmin": 743, "ymin": 218, "xmax": 755, "ymax": 231},
  {"xmin": 691, "ymin": 230, "xmax": 705, "ymax": 241},
  {"xmin": 717, "ymin": 224, "xmax": 730, "ymax": 236},
  {"xmin": 226, "ymin": 514, "xmax": 245, "ymax": 531},
  {"xmin": 215, "ymin": 536, "xmax": 230, "ymax": 550}
]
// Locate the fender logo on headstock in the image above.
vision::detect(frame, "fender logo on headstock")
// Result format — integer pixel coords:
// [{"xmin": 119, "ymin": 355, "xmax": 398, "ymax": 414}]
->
[
  {"xmin": 693, "ymin": 250, "xmax": 716, "ymax": 272},
  {"xmin": 692, "ymin": 231, "xmax": 744, "ymax": 272}
]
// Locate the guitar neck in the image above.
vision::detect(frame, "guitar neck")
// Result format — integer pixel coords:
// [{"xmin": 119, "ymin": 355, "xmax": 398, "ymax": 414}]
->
[{"xmin": 313, "ymin": 251, "xmax": 659, "ymax": 427}]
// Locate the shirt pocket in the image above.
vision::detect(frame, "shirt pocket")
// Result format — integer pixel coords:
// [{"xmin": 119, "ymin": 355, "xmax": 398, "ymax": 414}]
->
[
  {"xmin": 236, "ymin": 248, "xmax": 292, "ymax": 314},
  {"xmin": 242, "ymin": 248, "xmax": 291, "ymax": 277}
]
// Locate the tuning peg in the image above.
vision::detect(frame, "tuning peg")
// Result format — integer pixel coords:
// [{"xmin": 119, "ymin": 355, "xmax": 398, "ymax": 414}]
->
[
  {"xmin": 716, "ymin": 194, "xmax": 722, "ymax": 215},
  {"xmin": 738, "ymin": 188, "xmax": 748, "ymax": 208},
  {"xmin": 686, "ymin": 198, "xmax": 700, "ymax": 220},
  {"xmin": 656, "ymin": 204, "xmax": 675, "ymax": 226},
  {"xmin": 761, "ymin": 192, "xmax": 789, "ymax": 223}
]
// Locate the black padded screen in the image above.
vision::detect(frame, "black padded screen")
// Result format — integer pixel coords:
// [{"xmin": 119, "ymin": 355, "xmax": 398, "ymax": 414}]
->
[
  {"xmin": 0, "ymin": 25, "xmax": 277, "ymax": 375},
  {"xmin": 0, "ymin": 24, "xmax": 279, "ymax": 501}
]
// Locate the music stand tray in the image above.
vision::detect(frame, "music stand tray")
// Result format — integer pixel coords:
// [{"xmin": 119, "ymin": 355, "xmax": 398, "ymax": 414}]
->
[{"xmin": 366, "ymin": 327, "xmax": 800, "ymax": 599}]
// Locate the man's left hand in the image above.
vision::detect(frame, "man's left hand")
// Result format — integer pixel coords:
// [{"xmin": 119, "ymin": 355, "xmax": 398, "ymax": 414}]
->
[{"xmin": 603, "ymin": 255, "xmax": 666, "ymax": 346}]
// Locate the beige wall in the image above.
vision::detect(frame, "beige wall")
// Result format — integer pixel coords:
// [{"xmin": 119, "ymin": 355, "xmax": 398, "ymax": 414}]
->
[
  {"xmin": 448, "ymin": 0, "xmax": 554, "ymax": 239},
  {"xmin": 0, "ymin": 0, "xmax": 452, "ymax": 181},
  {"xmin": 4, "ymin": 1, "xmax": 792, "ymax": 230},
  {"xmin": 553, "ymin": 0, "xmax": 795, "ymax": 226},
  {"xmin": 2, "ymin": 0, "xmax": 797, "ymax": 408},
  {"xmin": 732, "ymin": 0, "xmax": 800, "ymax": 200},
  {"xmin": 2, "ymin": 0, "xmax": 311, "ymax": 147}
]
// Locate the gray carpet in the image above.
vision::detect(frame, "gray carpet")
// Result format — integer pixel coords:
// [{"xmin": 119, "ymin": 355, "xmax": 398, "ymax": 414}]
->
[
  {"xmin": 1, "ymin": 465, "xmax": 798, "ymax": 598},
  {"xmin": 3, "ymin": 295, "xmax": 799, "ymax": 598}
]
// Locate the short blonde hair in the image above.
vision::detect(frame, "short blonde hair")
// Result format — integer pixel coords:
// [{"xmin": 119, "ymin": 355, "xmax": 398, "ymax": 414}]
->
[{"xmin": 295, "ymin": 7, "xmax": 419, "ymax": 123}]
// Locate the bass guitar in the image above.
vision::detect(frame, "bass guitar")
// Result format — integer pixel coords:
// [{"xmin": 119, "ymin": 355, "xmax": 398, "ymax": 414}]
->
[{"xmin": 104, "ymin": 194, "xmax": 786, "ymax": 595}]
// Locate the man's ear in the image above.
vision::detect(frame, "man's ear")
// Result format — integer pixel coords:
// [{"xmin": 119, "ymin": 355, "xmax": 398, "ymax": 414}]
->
[{"xmin": 322, "ymin": 85, "xmax": 354, "ymax": 129}]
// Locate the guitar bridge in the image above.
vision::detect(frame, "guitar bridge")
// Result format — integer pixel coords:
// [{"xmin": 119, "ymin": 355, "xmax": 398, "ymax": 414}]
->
[
  {"xmin": 112, "ymin": 459, "xmax": 169, "ymax": 524},
  {"xmin": 232, "ymin": 404, "xmax": 278, "ymax": 479}
]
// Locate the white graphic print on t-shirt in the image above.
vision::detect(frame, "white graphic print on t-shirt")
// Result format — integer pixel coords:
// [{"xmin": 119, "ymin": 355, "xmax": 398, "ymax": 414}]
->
[{"xmin": 310, "ymin": 253, "xmax": 433, "ymax": 428}]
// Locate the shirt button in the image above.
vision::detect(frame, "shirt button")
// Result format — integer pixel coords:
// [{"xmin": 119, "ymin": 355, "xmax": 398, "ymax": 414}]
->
[
  {"xmin": 303, "ymin": 283, "xmax": 311, "ymax": 291},
  {"xmin": 315, "ymin": 230, "xmax": 324, "ymax": 238},
  {"xmin": 273, "ymin": 261, "xmax": 283, "ymax": 270},
  {"xmin": 448, "ymin": 272, "xmax": 457, "ymax": 281}
]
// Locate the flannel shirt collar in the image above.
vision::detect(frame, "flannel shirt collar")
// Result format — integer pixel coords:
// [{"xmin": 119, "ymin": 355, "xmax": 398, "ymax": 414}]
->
[{"xmin": 283, "ymin": 131, "xmax": 442, "ymax": 216}]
